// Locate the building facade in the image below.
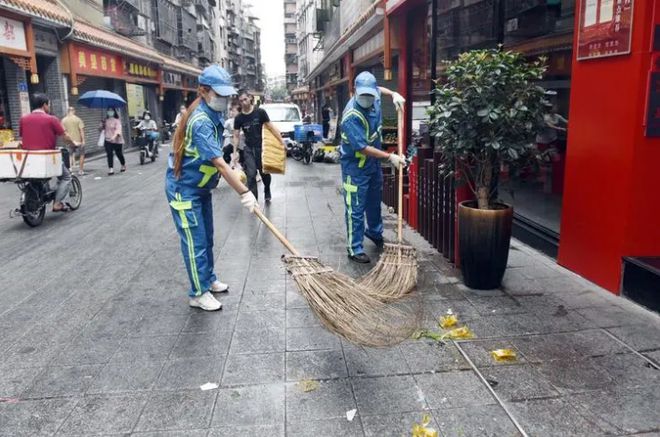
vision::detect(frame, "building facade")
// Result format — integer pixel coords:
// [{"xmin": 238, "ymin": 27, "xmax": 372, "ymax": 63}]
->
[{"xmin": 283, "ymin": 0, "xmax": 298, "ymax": 91}]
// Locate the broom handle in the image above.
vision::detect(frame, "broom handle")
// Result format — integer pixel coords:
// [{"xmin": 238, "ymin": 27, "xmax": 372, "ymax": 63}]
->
[
  {"xmin": 253, "ymin": 208, "xmax": 301, "ymax": 256},
  {"xmin": 397, "ymin": 107, "xmax": 404, "ymax": 244}
]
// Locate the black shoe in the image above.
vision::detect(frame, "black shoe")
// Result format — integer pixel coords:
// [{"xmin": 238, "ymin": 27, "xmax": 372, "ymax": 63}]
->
[
  {"xmin": 265, "ymin": 189, "xmax": 272, "ymax": 202},
  {"xmin": 365, "ymin": 234, "xmax": 385, "ymax": 249},
  {"xmin": 348, "ymin": 253, "xmax": 371, "ymax": 264}
]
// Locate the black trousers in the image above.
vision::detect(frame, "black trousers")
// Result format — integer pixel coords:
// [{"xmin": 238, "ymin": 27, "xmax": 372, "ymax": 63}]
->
[
  {"xmin": 322, "ymin": 121, "xmax": 330, "ymax": 138},
  {"xmin": 243, "ymin": 146, "xmax": 271, "ymax": 200},
  {"xmin": 104, "ymin": 141, "xmax": 125, "ymax": 168}
]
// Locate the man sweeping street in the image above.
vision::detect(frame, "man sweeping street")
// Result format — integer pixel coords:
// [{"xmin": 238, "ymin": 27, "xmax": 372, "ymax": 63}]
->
[{"xmin": 340, "ymin": 71, "xmax": 407, "ymax": 263}]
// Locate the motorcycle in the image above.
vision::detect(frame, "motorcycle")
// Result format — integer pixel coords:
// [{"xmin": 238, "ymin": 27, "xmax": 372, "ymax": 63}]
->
[
  {"xmin": 5, "ymin": 149, "xmax": 82, "ymax": 227},
  {"xmin": 136, "ymin": 128, "xmax": 160, "ymax": 165},
  {"xmin": 290, "ymin": 129, "xmax": 315, "ymax": 165}
]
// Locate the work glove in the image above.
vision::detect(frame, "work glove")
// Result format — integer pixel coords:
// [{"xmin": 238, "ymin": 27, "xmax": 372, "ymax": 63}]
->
[
  {"xmin": 387, "ymin": 153, "xmax": 407, "ymax": 169},
  {"xmin": 392, "ymin": 92, "xmax": 406, "ymax": 111},
  {"xmin": 240, "ymin": 191, "xmax": 258, "ymax": 213}
]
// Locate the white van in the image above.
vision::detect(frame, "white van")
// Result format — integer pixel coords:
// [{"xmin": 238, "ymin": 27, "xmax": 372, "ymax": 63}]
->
[{"xmin": 261, "ymin": 103, "xmax": 302, "ymax": 152}]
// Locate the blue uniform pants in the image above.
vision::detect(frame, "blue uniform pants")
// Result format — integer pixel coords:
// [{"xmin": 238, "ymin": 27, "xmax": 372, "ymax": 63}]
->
[
  {"xmin": 342, "ymin": 169, "xmax": 384, "ymax": 256},
  {"xmin": 166, "ymin": 182, "xmax": 217, "ymax": 297}
]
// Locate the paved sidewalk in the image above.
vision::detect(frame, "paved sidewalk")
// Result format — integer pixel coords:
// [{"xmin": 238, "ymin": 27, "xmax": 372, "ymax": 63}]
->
[{"xmin": 0, "ymin": 156, "xmax": 658, "ymax": 436}]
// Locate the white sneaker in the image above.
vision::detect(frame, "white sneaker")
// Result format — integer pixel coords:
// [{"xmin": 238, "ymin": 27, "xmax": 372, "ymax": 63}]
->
[
  {"xmin": 189, "ymin": 292, "xmax": 222, "ymax": 311},
  {"xmin": 209, "ymin": 280, "xmax": 229, "ymax": 293}
]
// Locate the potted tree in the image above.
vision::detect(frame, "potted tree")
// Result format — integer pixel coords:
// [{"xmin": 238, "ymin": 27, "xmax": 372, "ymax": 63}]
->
[{"xmin": 428, "ymin": 48, "xmax": 548, "ymax": 289}]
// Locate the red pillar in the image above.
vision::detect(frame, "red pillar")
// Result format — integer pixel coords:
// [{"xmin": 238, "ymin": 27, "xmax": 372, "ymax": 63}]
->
[{"xmin": 558, "ymin": 0, "xmax": 660, "ymax": 293}]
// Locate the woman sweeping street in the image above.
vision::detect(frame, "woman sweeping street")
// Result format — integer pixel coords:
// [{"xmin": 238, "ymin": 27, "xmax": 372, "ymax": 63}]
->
[{"xmin": 166, "ymin": 65, "xmax": 257, "ymax": 311}]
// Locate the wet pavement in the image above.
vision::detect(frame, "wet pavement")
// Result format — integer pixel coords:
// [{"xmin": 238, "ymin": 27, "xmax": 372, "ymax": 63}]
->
[{"xmin": 0, "ymin": 146, "xmax": 659, "ymax": 436}]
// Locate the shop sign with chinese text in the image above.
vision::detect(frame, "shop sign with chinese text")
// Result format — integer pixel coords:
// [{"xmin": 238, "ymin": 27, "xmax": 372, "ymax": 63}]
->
[
  {"xmin": 125, "ymin": 61, "xmax": 158, "ymax": 81},
  {"xmin": 74, "ymin": 46, "xmax": 122, "ymax": 77},
  {"xmin": 577, "ymin": 0, "xmax": 634, "ymax": 60},
  {"xmin": 0, "ymin": 16, "xmax": 27, "ymax": 52}
]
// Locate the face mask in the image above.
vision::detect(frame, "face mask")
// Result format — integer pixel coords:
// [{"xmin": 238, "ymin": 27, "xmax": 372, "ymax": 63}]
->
[
  {"xmin": 208, "ymin": 95, "xmax": 228, "ymax": 112},
  {"xmin": 144, "ymin": 115, "xmax": 151, "ymax": 121},
  {"xmin": 356, "ymin": 95, "xmax": 375, "ymax": 109},
  {"xmin": 107, "ymin": 111, "xmax": 114, "ymax": 117}
]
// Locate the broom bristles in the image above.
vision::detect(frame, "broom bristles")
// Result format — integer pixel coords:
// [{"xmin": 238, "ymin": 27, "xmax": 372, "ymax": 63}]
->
[
  {"xmin": 360, "ymin": 243, "xmax": 418, "ymax": 303},
  {"xmin": 283, "ymin": 255, "xmax": 420, "ymax": 347}
]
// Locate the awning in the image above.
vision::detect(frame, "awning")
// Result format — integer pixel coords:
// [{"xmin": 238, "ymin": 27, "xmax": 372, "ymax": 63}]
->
[
  {"xmin": 162, "ymin": 55, "xmax": 202, "ymax": 77},
  {"xmin": 0, "ymin": 0, "xmax": 71, "ymax": 26},
  {"xmin": 73, "ymin": 21, "xmax": 161, "ymax": 64},
  {"xmin": 504, "ymin": 31, "xmax": 574, "ymax": 57}
]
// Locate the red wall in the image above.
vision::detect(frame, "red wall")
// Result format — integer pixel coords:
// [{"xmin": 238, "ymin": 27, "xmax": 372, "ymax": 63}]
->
[{"xmin": 558, "ymin": 0, "xmax": 660, "ymax": 292}]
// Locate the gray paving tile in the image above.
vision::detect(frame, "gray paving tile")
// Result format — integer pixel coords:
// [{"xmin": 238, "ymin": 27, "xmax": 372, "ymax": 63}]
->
[
  {"xmin": 286, "ymin": 327, "xmax": 341, "ymax": 351},
  {"xmin": 534, "ymin": 358, "xmax": 614, "ymax": 394},
  {"xmin": 400, "ymin": 342, "xmax": 470, "ymax": 373},
  {"xmin": 0, "ymin": 398, "xmax": 79, "ymax": 437},
  {"xmin": 134, "ymin": 390, "xmax": 216, "ymax": 432},
  {"xmin": 286, "ymin": 379, "xmax": 356, "ymax": 423},
  {"xmin": 566, "ymin": 329, "xmax": 629, "ymax": 357},
  {"xmin": 182, "ymin": 310, "xmax": 237, "ymax": 334},
  {"xmin": 286, "ymin": 291, "xmax": 309, "ymax": 309},
  {"xmin": 466, "ymin": 296, "xmax": 526, "ymax": 316},
  {"xmin": 607, "ymin": 324, "xmax": 660, "ymax": 352},
  {"xmin": 0, "ymin": 366, "xmax": 44, "ymax": 398},
  {"xmin": 481, "ymin": 365, "xmax": 560, "ymax": 401},
  {"xmin": 222, "ymin": 352, "xmax": 284, "ymax": 386},
  {"xmin": 110, "ymin": 335, "xmax": 179, "ymax": 363},
  {"xmin": 87, "ymin": 360, "xmax": 164, "ymax": 394},
  {"xmin": 57, "ymin": 393, "xmax": 147, "ymax": 435},
  {"xmin": 52, "ymin": 336, "xmax": 122, "ymax": 366},
  {"xmin": 416, "ymin": 370, "xmax": 495, "ymax": 410},
  {"xmin": 352, "ymin": 375, "xmax": 425, "ymax": 416},
  {"xmin": 155, "ymin": 357, "xmax": 223, "ymax": 391},
  {"xmin": 509, "ymin": 397, "xmax": 611, "ymax": 437},
  {"xmin": 24, "ymin": 364, "xmax": 102, "ymax": 397},
  {"xmin": 344, "ymin": 345, "xmax": 409, "ymax": 377},
  {"xmin": 286, "ymin": 417, "xmax": 364, "ymax": 437},
  {"xmin": 434, "ymin": 404, "xmax": 520, "ymax": 437},
  {"xmin": 286, "ymin": 308, "xmax": 322, "ymax": 329},
  {"xmin": 169, "ymin": 332, "xmax": 231, "ymax": 359},
  {"xmin": 286, "ymin": 350, "xmax": 348, "ymax": 381},
  {"xmin": 577, "ymin": 306, "xmax": 639, "ymax": 328},
  {"xmin": 362, "ymin": 411, "xmax": 439, "ymax": 437},
  {"xmin": 0, "ymin": 341, "xmax": 63, "ymax": 369},
  {"xmin": 209, "ymin": 424, "xmax": 284, "ymax": 436},
  {"xmin": 129, "ymin": 314, "xmax": 189, "ymax": 337},
  {"xmin": 234, "ymin": 309, "xmax": 285, "ymax": 331},
  {"xmin": 240, "ymin": 291, "xmax": 285, "ymax": 311},
  {"xmin": 511, "ymin": 333, "xmax": 583, "ymax": 363},
  {"xmin": 590, "ymin": 353, "xmax": 660, "ymax": 388},
  {"xmin": 229, "ymin": 327, "xmax": 285, "ymax": 354},
  {"xmin": 212, "ymin": 384, "xmax": 284, "ymax": 427},
  {"xmin": 132, "ymin": 430, "xmax": 208, "ymax": 437},
  {"xmin": 645, "ymin": 350, "xmax": 660, "ymax": 365}
]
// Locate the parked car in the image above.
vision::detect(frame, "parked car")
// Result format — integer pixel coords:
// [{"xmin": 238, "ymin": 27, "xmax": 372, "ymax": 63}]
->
[{"xmin": 261, "ymin": 103, "xmax": 302, "ymax": 155}]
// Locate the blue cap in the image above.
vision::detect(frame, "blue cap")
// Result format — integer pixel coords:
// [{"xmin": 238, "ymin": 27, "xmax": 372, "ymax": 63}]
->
[
  {"xmin": 199, "ymin": 64, "xmax": 237, "ymax": 96},
  {"xmin": 355, "ymin": 71, "xmax": 378, "ymax": 97}
]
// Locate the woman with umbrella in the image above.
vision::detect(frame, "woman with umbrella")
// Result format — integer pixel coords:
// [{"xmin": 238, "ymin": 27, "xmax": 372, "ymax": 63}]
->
[{"xmin": 78, "ymin": 90, "xmax": 127, "ymax": 175}]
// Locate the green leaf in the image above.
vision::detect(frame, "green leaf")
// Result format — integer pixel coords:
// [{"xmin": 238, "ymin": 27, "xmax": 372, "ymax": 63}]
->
[{"xmin": 477, "ymin": 109, "xmax": 489, "ymax": 117}]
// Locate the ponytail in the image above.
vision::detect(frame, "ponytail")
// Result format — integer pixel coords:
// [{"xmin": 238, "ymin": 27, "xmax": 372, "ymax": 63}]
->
[{"xmin": 172, "ymin": 86, "xmax": 209, "ymax": 178}]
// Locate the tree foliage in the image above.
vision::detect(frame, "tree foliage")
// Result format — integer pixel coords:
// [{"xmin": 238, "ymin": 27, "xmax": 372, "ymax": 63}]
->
[{"xmin": 428, "ymin": 48, "xmax": 548, "ymax": 209}]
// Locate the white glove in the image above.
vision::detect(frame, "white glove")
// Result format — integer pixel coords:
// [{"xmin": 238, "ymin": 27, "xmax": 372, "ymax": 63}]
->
[
  {"xmin": 387, "ymin": 153, "xmax": 407, "ymax": 169},
  {"xmin": 240, "ymin": 191, "xmax": 257, "ymax": 213},
  {"xmin": 392, "ymin": 92, "xmax": 406, "ymax": 111}
]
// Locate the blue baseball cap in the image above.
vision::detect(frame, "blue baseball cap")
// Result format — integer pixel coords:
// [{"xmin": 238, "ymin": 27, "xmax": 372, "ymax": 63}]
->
[
  {"xmin": 355, "ymin": 71, "xmax": 378, "ymax": 97},
  {"xmin": 199, "ymin": 64, "xmax": 237, "ymax": 96}
]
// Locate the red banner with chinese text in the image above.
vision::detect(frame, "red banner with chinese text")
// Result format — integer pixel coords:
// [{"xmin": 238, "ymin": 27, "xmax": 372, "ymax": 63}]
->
[{"xmin": 72, "ymin": 45, "xmax": 123, "ymax": 78}]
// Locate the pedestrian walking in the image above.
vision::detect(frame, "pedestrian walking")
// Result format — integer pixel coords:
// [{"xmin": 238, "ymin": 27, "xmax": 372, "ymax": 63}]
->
[
  {"xmin": 222, "ymin": 104, "xmax": 244, "ymax": 164},
  {"xmin": 61, "ymin": 106, "xmax": 86, "ymax": 175},
  {"xmin": 166, "ymin": 65, "xmax": 257, "ymax": 311},
  {"xmin": 101, "ymin": 107, "xmax": 126, "ymax": 175},
  {"xmin": 340, "ymin": 71, "xmax": 407, "ymax": 263},
  {"xmin": 173, "ymin": 105, "xmax": 186, "ymax": 130},
  {"xmin": 233, "ymin": 90, "xmax": 286, "ymax": 202},
  {"xmin": 322, "ymin": 102, "xmax": 331, "ymax": 140}
]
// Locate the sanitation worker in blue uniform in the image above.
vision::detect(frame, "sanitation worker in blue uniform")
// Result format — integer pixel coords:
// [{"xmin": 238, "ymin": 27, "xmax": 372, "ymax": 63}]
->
[
  {"xmin": 340, "ymin": 71, "xmax": 407, "ymax": 263},
  {"xmin": 166, "ymin": 65, "xmax": 258, "ymax": 311}
]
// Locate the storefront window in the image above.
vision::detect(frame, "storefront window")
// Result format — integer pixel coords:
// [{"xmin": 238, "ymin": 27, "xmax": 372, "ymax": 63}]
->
[
  {"xmin": 434, "ymin": 0, "xmax": 575, "ymax": 237},
  {"xmin": 0, "ymin": 59, "xmax": 11, "ymax": 129}
]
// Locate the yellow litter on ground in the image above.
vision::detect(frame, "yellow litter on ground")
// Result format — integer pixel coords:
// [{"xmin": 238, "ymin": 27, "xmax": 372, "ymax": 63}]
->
[
  {"xmin": 297, "ymin": 379, "xmax": 319, "ymax": 392},
  {"xmin": 412, "ymin": 414, "xmax": 438, "ymax": 437},
  {"xmin": 439, "ymin": 314, "xmax": 458, "ymax": 329},
  {"xmin": 490, "ymin": 348, "xmax": 517, "ymax": 362},
  {"xmin": 441, "ymin": 326, "xmax": 475, "ymax": 340}
]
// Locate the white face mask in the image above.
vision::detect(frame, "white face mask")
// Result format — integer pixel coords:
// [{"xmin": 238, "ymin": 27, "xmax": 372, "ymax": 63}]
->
[
  {"xmin": 208, "ymin": 95, "xmax": 228, "ymax": 112},
  {"xmin": 144, "ymin": 115, "xmax": 151, "ymax": 121},
  {"xmin": 356, "ymin": 95, "xmax": 375, "ymax": 109},
  {"xmin": 107, "ymin": 110, "xmax": 114, "ymax": 117}
]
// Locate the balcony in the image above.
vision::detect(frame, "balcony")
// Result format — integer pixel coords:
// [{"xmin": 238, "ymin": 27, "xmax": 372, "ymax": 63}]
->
[
  {"xmin": 198, "ymin": 30, "xmax": 214, "ymax": 61},
  {"xmin": 104, "ymin": 5, "xmax": 145, "ymax": 37},
  {"xmin": 177, "ymin": 7, "xmax": 198, "ymax": 52}
]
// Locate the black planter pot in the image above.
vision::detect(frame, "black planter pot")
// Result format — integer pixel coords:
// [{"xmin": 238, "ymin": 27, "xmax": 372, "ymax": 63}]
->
[{"xmin": 458, "ymin": 200, "xmax": 513, "ymax": 290}]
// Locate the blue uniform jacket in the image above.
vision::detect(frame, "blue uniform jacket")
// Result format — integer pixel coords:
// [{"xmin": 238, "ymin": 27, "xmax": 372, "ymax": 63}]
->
[
  {"xmin": 166, "ymin": 100, "xmax": 225, "ymax": 190},
  {"xmin": 339, "ymin": 94, "xmax": 383, "ymax": 176}
]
